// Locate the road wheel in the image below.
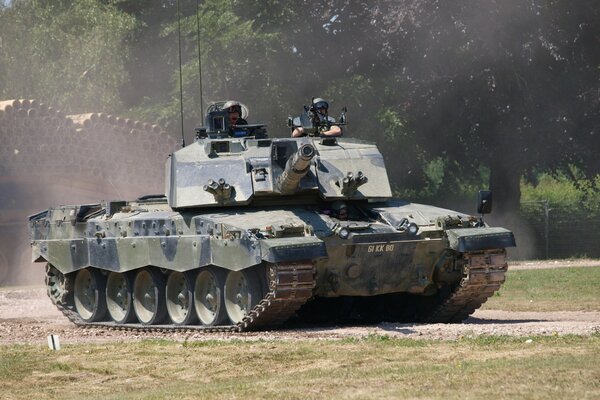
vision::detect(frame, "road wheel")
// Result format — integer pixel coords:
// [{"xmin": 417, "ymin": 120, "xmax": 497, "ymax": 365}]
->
[
  {"xmin": 166, "ymin": 271, "xmax": 197, "ymax": 325},
  {"xmin": 194, "ymin": 267, "xmax": 227, "ymax": 326},
  {"xmin": 106, "ymin": 271, "xmax": 135, "ymax": 323},
  {"xmin": 224, "ymin": 269, "xmax": 263, "ymax": 324},
  {"xmin": 73, "ymin": 268, "xmax": 107, "ymax": 322},
  {"xmin": 133, "ymin": 268, "xmax": 166, "ymax": 325}
]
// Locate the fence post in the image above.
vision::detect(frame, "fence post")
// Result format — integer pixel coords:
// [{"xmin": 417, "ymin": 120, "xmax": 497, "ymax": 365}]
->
[{"xmin": 543, "ymin": 200, "xmax": 550, "ymax": 259}]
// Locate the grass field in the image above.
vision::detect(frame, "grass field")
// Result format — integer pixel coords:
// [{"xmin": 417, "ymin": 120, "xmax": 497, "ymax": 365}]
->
[
  {"xmin": 483, "ymin": 266, "xmax": 600, "ymax": 311},
  {"xmin": 1, "ymin": 335, "xmax": 599, "ymax": 399},
  {"xmin": 1, "ymin": 266, "xmax": 599, "ymax": 399}
]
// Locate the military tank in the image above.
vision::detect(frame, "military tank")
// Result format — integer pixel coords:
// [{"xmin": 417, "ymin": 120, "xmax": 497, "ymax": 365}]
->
[{"xmin": 29, "ymin": 100, "xmax": 515, "ymax": 331}]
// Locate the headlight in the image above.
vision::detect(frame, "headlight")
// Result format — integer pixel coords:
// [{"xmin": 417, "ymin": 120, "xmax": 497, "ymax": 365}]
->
[
  {"xmin": 338, "ymin": 227, "xmax": 350, "ymax": 239},
  {"xmin": 408, "ymin": 223, "xmax": 419, "ymax": 235}
]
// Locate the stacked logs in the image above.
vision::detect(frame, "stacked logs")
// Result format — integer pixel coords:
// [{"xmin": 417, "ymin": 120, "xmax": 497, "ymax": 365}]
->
[
  {"xmin": 0, "ymin": 99, "xmax": 75, "ymax": 177},
  {"xmin": 65, "ymin": 112, "xmax": 178, "ymax": 194},
  {"xmin": 0, "ymin": 99, "xmax": 179, "ymax": 284},
  {"xmin": 0, "ymin": 99, "xmax": 178, "ymax": 196}
]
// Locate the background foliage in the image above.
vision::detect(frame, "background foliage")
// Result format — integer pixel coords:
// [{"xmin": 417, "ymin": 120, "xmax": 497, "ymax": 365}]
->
[
  {"xmin": 1, "ymin": 0, "xmax": 599, "ymax": 257},
  {"xmin": 0, "ymin": 0, "xmax": 136, "ymax": 112}
]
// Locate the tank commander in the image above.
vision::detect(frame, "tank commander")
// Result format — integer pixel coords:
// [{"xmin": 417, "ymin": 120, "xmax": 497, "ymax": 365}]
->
[
  {"xmin": 292, "ymin": 98, "xmax": 342, "ymax": 137},
  {"xmin": 223, "ymin": 100, "xmax": 248, "ymax": 127}
]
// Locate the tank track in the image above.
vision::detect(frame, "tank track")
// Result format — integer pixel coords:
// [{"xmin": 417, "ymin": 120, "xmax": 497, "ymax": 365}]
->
[
  {"xmin": 48, "ymin": 250, "xmax": 507, "ymax": 331},
  {"xmin": 424, "ymin": 249, "xmax": 508, "ymax": 323},
  {"xmin": 49, "ymin": 262, "xmax": 315, "ymax": 333}
]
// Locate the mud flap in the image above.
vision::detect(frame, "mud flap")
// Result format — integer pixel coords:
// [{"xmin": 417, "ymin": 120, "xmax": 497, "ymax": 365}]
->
[{"xmin": 446, "ymin": 227, "xmax": 516, "ymax": 252}]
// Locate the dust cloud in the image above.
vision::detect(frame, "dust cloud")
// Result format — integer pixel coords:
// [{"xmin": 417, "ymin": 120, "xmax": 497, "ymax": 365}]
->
[{"xmin": 0, "ymin": 99, "xmax": 178, "ymax": 285}]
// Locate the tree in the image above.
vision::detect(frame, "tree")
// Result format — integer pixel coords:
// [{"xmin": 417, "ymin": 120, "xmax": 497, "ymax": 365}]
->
[
  {"xmin": 5, "ymin": 0, "xmax": 592, "ymax": 215},
  {"xmin": 369, "ymin": 0, "xmax": 600, "ymax": 212},
  {"xmin": 110, "ymin": 0, "xmax": 181, "ymax": 109},
  {"xmin": 187, "ymin": 1, "xmax": 600, "ymax": 212},
  {"xmin": 0, "ymin": 0, "xmax": 136, "ymax": 113},
  {"xmin": 127, "ymin": 0, "xmax": 293, "ymax": 139}
]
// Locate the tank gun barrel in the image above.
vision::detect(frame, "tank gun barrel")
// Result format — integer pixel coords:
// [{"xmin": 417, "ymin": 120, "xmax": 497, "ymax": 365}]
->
[{"xmin": 277, "ymin": 144, "xmax": 316, "ymax": 194}]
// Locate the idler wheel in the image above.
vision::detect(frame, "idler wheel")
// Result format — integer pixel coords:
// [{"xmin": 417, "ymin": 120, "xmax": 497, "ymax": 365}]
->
[
  {"xmin": 224, "ymin": 269, "xmax": 263, "ymax": 324},
  {"xmin": 73, "ymin": 268, "xmax": 107, "ymax": 322},
  {"xmin": 45, "ymin": 264, "xmax": 72, "ymax": 306},
  {"xmin": 166, "ymin": 271, "xmax": 197, "ymax": 325},
  {"xmin": 194, "ymin": 267, "xmax": 227, "ymax": 326},
  {"xmin": 106, "ymin": 272, "xmax": 135, "ymax": 323},
  {"xmin": 133, "ymin": 268, "xmax": 167, "ymax": 325}
]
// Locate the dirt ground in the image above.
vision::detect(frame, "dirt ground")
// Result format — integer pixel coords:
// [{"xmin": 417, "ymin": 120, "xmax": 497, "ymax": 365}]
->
[
  {"xmin": 1, "ymin": 259, "xmax": 599, "ymax": 345},
  {"xmin": 508, "ymin": 258, "xmax": 600, "ymax": 271}
]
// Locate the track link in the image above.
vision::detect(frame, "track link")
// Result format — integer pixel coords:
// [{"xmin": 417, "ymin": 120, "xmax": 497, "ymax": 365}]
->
[
  {"xmin": 424, "ymin": 249, "xmax": 508, "ymax": 323},
  {"xmin": 50, "ymin": 262, "xmax": 315, "ymax": 333}
]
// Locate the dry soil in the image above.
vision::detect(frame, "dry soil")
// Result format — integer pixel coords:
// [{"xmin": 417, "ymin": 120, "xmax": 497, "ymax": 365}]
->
[{"xmin": 1, "ymin": 259, "xmax": 598, "ymax": 345}]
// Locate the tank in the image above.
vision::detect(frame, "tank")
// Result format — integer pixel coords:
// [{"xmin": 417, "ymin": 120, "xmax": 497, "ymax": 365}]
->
[{"xmin": 29, "ymin": 101, "xmax": 516, "ymax": 331}]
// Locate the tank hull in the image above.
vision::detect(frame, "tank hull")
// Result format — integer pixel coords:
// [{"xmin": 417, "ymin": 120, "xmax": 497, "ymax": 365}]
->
[{"xmin": 30, "ymin": 198, "xmax": 515, "ymax": 330}]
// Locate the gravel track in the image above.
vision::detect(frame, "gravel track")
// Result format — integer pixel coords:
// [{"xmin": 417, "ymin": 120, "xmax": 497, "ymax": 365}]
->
[{"xmin": 1, "ymin": 260, "xmax": 599, "ymax": 345}]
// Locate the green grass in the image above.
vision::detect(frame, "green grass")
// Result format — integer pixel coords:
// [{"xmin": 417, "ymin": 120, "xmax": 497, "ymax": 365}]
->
[
  {"xmin": 1, "ymin": 267, "xmax": 599, "ymax": 399},
  {"xmin": 483, "ymin": 266, "xmax": 600, "ymax": 311},
  {"xmin": 1, "ymin": 336, "xmax": 599, "ymax": 400}
]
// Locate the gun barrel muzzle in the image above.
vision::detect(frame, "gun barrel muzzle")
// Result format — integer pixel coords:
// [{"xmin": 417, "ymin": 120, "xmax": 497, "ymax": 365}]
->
[{"xmin": 277, "ymin": 143, "xmax": 316, "ymax": 194}]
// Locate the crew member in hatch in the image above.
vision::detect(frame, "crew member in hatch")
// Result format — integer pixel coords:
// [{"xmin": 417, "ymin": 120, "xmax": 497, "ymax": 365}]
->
[{"xmin": 292, "ymin": 98, "xmax": 342, "ymax": 137}]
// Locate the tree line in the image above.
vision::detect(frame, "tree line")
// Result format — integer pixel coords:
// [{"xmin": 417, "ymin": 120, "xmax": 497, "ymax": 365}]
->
[{"xmin": 1, "ymin": 0, "xmax": 598, "ymax": 213}]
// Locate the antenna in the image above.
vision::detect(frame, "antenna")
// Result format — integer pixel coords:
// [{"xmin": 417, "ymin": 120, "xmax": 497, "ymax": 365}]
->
[
  {"xmin": 196, "ymin": 0, "xmax": 204, "ymax": 118},
  {"xmin": 176, "ymin": 0, "xmax": 186, "ymax": 147}
]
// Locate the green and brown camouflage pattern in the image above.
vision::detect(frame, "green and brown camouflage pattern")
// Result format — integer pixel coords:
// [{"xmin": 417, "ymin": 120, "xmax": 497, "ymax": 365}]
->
[{"xmin": 29, "ymin": 134, "xmax": 515, "ymax": 328}]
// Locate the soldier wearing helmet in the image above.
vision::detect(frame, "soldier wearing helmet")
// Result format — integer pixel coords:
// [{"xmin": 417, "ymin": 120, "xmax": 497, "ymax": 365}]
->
[
  {"xmin": 292, "ymin": 98, "xmax": 342, "ymax": 137},
  {"xmin": 222, "ymin": 100, "xmax": 248, "ymax": 127},
  {"xmin": 331, "ymin": 200, "xmax": 348, "ymax": 220},
  {"xmin": 321, "ymin": 200, "xmax": 349, "ymax": 220}
]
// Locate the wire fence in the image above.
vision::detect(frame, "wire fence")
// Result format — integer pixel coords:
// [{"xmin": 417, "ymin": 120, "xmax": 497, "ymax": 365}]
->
[{"xmin": 520, "ymin": 200, "xmax": 600, "ymax": 259}]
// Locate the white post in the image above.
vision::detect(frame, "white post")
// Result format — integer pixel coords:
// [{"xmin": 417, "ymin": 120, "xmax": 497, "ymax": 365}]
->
[{"xmin": 47, "ymin": 334, "xmax": 61, "ymax": 350}]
